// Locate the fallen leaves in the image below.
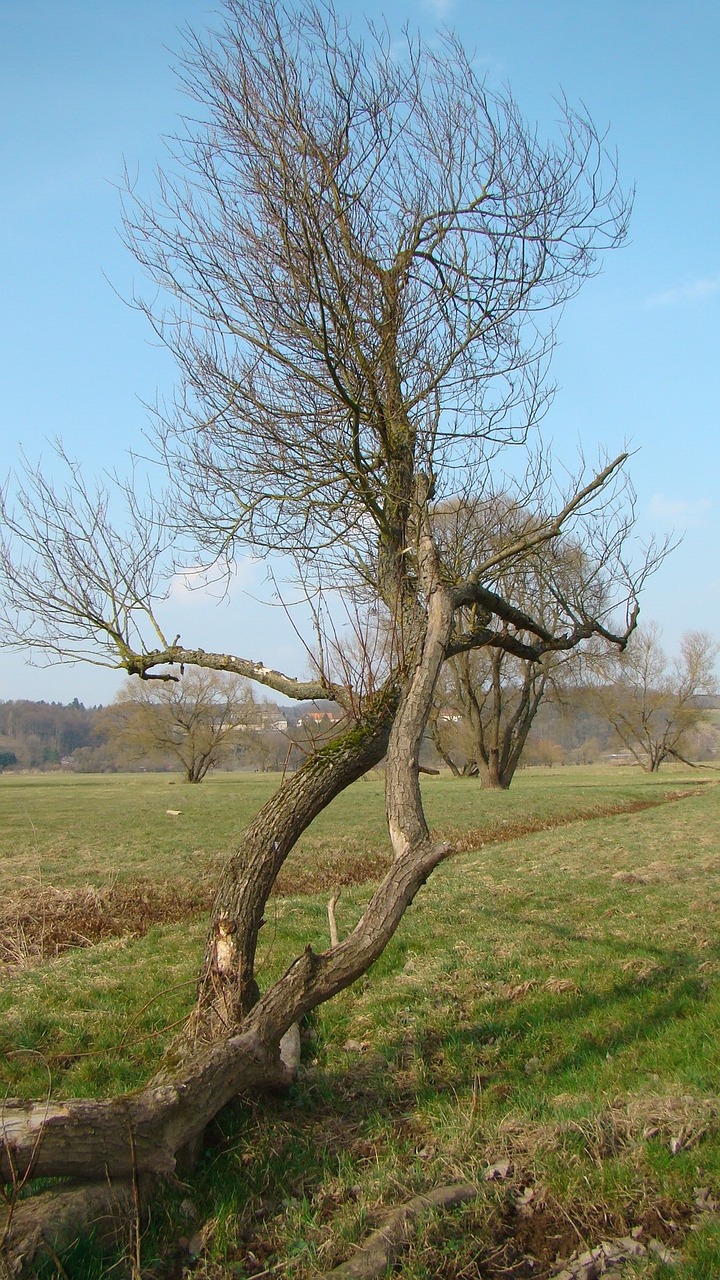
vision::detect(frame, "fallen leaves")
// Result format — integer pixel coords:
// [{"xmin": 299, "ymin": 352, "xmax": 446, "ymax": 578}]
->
[
  {"xmin": 547, "ymin": 1231, "xmax": 681, "ymax": 1279},
  {"xmin": 694, "ymin": 1185, "xmax": 720, "ymax": 1212}
]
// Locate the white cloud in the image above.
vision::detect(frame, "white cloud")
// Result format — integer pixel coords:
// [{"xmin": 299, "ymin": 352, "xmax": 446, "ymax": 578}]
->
[
  {"xmin": 645, "ymin": 275, "xmax": 720, "ymax": 308},
  {"xmin": 169, "ymin": 556, "xmax": 261, "ymax": 604},
  {"xmin": 420, "ymin": 0, "xmax": 455, "ymax": 18},
  {"xmin": 647, "ymin": 494, "xmax": 712, "ymax": 526}
]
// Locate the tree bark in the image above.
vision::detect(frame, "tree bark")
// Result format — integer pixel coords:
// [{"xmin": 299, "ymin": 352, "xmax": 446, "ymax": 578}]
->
[
  {"xmin": 180, "ymin": 682, "xmax": 399, "ymax": 1045},
  {"xmin": 476, "ymin": 754, "xmax": 511, "ymax": 789}
]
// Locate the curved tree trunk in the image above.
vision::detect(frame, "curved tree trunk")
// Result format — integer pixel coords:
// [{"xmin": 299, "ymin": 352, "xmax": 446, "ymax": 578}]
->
[
  {"xmin": 181, "ymin": 682, "xmax": 399, "ymax": 1047},
  {"xmin": 0, "ymin": 615, "xmax": 455, "ymax": 1274}
]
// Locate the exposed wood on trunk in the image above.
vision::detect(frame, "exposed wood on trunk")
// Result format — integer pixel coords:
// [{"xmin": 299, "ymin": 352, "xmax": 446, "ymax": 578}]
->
[
  {"xmin": 1, "ymin": 840, "xmax": 457, "ymax": 1269},
  {"xmin": 327, "ymin": 891, "xmax": 341, "ymax": 947},
  {"xmin": 1, "ymin": 715, "xmax": 456, "ymax": 1265},
  {"xmin": 0, "ymin": 9, "xmax": 649, "ymax": 1270}
]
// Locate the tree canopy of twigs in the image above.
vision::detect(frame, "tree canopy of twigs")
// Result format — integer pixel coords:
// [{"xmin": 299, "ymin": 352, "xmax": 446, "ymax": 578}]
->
[
  {"xmin": 0, "ymin": 3, "xmax": 672, "ymax": 1273},
  {"xmin": 595, "ymin": 624, "xmax": 718, "ymax": 771},
  {"xmin": 0, "ymin": 0, "xmax": 651, "ymax": 680},
  {"xmin": 126, "ymin": 1, "xmax": 632, "ymax": 575}
]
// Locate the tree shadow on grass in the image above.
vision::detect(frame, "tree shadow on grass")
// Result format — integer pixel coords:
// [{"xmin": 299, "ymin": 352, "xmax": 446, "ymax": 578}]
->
[{"xmin": 130, "ymin": 918, "xmax": 720, "ymax": 1277}]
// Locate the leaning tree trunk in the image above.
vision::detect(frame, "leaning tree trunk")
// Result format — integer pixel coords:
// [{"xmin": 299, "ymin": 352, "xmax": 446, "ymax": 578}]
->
[
  {"xmin": 1, "ymin": 579, "xmax": 456, "ymax": 1275},
  {"xmin": 180, "ymin": 680, "xmax": 400, "ymax": 1048}
]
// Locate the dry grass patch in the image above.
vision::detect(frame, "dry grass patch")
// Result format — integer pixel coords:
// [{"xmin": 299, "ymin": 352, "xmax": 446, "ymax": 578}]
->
[
  {"xmin": 0, "ymin": 849, "xmax": 392, "ymax": 969},
  {"xmin": 0, "ymin": 878, "xmax": 214, "ymax": 968},
  {"xmin": 493, "ymin": 1093, "xmax": 720, "ymax": 1164}
]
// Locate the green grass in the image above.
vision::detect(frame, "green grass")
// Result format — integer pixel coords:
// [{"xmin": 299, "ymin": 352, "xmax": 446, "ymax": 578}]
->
[
  {"xmin": 0, "ymin": 763, "xmax": 703, "ymax": 891},
  {"xmin": 2, "ymin": 765, "xmax": 720, "ymax": 1277}
]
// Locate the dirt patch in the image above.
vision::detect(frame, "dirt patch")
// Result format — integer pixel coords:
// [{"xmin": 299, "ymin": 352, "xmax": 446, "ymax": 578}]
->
[
  {"xmin": 425, "ymin": 1189, "xmax": 693, "ymax": 1278},
  {"xmin": 480, "ymin": 1198, "xmax": 595, "ymax": 1278}
]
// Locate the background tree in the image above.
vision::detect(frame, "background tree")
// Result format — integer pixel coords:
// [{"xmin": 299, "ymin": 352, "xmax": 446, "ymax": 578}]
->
[
  {"xmin": 0, "ymin": 1, "xmax": 657, "ymax": 1267},
  {"xmin": 595, "ymin": 624, "xmax": 718, "ymax": 771},
  {"xmin": 430, "ymin": 494, "xmax": 620, "ymax": 788},
  {"xmin": 106, "ymin": 669, "xmax": 270, "ymax": 781},
  {"xmin": 431, "ymin": 647, "xmax": 554, "ymax": 786}
]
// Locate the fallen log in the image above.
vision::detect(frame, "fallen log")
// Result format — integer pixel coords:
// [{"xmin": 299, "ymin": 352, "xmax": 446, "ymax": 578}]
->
[
  {"xmin": 317, "ymin": 1183, "xmax": 479, "ymax": 1279},
  {"xmin": 0, "ymin": 1180, "xmax": 139, "ymax": 1280}
]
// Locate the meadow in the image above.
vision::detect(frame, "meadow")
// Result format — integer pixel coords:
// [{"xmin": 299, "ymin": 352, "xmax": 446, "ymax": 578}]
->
[{"xmin": 2, "ymin": 765, "xmax": 720, "ymax": 1278}]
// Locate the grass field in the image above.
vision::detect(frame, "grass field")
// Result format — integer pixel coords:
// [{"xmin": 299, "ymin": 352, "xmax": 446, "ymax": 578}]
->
[{"xmin": 2, "ymin": 765, "xmax": 720, "ymax": 1278}]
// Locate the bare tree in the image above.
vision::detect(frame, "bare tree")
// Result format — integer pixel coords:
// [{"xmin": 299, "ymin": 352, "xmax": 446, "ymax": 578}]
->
[
  {"xmin": 107, "ymin": 669, "xmax": 267, "ymax": 781},
  {"xmin": 431, "ymin": 647, "xmax": 551, "ymax": 786},
  {"xmin": 430, "ymin": 495, "xmax": 618, "ymax": 788},
  {"xmin": 0, "ymin": 1, "xmax": 661, "ymax": 1269},
  {"xmin": 596, "ymin": 624, "xmax": 718, "ymax": 771}
]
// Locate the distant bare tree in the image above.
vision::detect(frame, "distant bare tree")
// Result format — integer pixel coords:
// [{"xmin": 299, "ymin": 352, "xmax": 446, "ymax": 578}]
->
[
  {"xmin": 596, "ymin": 624, "xmax": 718, "ymax": 771},
  {"xmin": 108, "ymin": 669, "xmax": 264, "ymax": 782},
  {"xmin": 430, "ymin": 495, "xmax": 621, "ymax": 788},
  {"xmin": 431, "ymin": 647, "xmax": 554, "ymax": 786}
]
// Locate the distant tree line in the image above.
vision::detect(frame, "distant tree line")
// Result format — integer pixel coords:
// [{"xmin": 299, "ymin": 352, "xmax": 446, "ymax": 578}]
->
[
  {"xmin": 1, "ymin": 627, "xmax": 717, "ymax": 780},
  {"xmin": 0, "ymin": 697, "xmax": 104, "ymax": 768},
  {"xmin": 0, "ymin": 684, "xmax": 346, "ymax": 775}
]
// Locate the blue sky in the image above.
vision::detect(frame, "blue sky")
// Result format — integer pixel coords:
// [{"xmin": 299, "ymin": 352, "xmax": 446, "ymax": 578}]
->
[{"xmin": 1, "ymin": 0, "xmax": 718, "ymax": 704}]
